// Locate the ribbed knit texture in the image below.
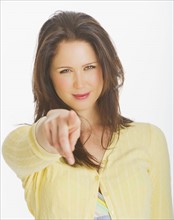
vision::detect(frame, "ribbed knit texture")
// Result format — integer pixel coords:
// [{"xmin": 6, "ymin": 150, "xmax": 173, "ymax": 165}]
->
[{"xmin": 2, "ymin": 122, "xmax": 173, "ymax": 219}]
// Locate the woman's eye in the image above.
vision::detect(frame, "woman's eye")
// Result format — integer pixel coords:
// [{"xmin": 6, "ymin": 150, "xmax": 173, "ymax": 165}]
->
[
  {"xmin": 59, "ymin": 69, "xmax": 71, "ymax": 74},
  {"xmin": 84, "ymin": 65, "xmax": 96, "ymax": 70}
]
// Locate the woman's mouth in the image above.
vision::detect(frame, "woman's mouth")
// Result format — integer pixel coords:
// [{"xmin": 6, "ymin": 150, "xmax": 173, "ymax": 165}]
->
[{"xmin": 72, "ymin": 92, "xmax": 90, "ymax": 100}]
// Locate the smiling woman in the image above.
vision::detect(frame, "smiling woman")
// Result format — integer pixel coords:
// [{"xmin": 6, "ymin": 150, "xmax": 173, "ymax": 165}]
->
[
  {"xmin": 2, "ymin": 10, "xmax": 173, "ymax": 220},
  {"xmin": 50, "ymin": 40, "xmax": 104, "ymax": 114}
]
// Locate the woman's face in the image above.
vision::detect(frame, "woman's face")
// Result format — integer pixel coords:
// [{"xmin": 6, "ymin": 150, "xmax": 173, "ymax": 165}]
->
[{"xmin": 50, "ymin": 40, "xmax": 103, "ymax": 114}]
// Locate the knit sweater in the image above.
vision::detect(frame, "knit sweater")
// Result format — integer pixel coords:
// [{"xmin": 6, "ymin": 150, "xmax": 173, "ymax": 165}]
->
[{"xmin": 2, "ymin": 122, "xmax": 173, "ymax": 219}]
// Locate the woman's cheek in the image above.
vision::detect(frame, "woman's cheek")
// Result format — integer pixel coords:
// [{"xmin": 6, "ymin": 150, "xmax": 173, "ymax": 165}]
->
[
  {"xmin": 54, "ymin": 77, "xmax": 72, "ymax": 91},
  {"xmin": 90, "ymin": 71, "xmax": 103, "ymax": 86}
]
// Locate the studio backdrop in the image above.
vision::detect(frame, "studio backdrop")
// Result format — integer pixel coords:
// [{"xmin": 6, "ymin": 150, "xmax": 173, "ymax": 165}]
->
[{"xmin": 1, "ymin": 1, "xmax": 173, "ymax": 219}]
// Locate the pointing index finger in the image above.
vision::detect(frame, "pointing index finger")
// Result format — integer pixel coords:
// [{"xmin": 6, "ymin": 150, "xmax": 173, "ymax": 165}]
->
[{"xmin": 58, "ymin": 118, "xmax": 75, "ymax": 165}]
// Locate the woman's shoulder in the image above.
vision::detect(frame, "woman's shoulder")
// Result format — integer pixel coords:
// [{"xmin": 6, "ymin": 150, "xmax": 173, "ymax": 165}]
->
[
  {"xmin": 119, "ymin": 121, "xmax": 167, "ymax": 149},
  {"xmin": 124, "ymin": 121, "xmax": 165, "ymax": 136}
]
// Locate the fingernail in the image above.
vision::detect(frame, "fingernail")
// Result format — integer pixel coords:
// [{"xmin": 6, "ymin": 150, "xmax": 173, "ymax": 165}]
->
[{"xmin": 67, "ymin": 157, "xmax": 75, "ymax": 165}]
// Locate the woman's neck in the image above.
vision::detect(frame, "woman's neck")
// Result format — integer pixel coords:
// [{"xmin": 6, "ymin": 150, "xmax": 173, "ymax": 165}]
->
[{"xmin": 76, "ymin": 108, "xmax": 102, "ymax": 131}]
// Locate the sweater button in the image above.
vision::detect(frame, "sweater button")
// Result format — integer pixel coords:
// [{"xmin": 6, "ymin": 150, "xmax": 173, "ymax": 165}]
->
[
  {"xmin": 101, "ymin": 160, "xmax": 106, "ymax": 165},
  {"xmin": 95, "ymin": 175, "xmax": 99, "ymax": 180}
]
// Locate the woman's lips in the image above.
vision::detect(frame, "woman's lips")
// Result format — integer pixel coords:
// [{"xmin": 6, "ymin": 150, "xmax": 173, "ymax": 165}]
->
[{"xmin": 72, "ymin": 92, "xmax": 90, "ymax": 100}]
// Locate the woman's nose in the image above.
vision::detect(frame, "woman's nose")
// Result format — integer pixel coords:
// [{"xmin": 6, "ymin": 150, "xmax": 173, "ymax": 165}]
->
[{"xmin": 73, "ymin": 71, "xmax": 85, "ymax": 88}]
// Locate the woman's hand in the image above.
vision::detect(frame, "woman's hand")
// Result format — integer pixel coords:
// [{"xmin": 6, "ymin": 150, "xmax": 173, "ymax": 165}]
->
[{"xmin": 35, "ymin": 109, "xmax": 81, "ymax": 165}]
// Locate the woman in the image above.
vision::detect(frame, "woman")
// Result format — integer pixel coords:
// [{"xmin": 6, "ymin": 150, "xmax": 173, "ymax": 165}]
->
[{"xmin": 2, "ymin": 11, "xmax": 173, "ymax": 219}]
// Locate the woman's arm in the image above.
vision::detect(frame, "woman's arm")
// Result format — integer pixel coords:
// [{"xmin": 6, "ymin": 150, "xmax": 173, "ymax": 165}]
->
[
  {"xmin": 149, "ymin": 124, "xmax": 173, "ymax": 219},
  {"xmin": 2, "ymin": 109, "xmax": 81, "ymax": 181},
  {"xmin": 2, "ymin": 122, "xmax": 60, "ymax": 180}
]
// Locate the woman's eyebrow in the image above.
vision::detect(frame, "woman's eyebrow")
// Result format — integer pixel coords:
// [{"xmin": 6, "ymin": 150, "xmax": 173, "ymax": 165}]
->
[
  {"xmin": 56, "ymin": 61, "xmax": 98, "ymax": 70},
  {"xmin": 82, "ymin": 61, "xmax": 98, "ymax": 67},
  {"xmin": 56, "ymin": 66, "xmax": 72, "ymax": 70}
]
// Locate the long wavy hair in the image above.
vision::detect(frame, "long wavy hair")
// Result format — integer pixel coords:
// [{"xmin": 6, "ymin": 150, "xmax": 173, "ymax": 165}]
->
[{"xmin": 33, "ymin": 11, "xmax": 132, "ymax": 168}]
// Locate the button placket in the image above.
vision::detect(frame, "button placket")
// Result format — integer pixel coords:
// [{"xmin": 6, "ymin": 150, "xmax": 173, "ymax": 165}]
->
[{"xmin": 95, "ymin": 175, "xmax": 99, "ymax": 181}]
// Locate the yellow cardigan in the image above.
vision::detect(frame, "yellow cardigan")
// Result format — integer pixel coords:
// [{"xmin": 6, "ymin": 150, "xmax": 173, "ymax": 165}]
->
[{"xmin": 2, "ymin": 122, "xmax": 173, "ymax": 220}]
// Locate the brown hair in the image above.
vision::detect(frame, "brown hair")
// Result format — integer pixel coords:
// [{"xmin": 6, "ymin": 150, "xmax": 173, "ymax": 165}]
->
[{"xmin": 33, "ymin": 11, "xmax": 132, "ymax": 168}]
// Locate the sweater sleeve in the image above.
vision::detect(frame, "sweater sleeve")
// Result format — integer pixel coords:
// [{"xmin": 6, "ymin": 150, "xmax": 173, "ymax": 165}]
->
[
  {"xmin": 149, "ymin": 124, "xmax": 173, "ymax": 219},
  {"xmin": 2, "ymin": 122, "xmax": 61, "ymax": 180}
]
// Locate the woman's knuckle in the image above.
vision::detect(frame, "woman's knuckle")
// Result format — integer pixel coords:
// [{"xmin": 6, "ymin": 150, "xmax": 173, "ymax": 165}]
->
[{"xmin": 59, "ymin": 135, "xmax": 66, "ymax": 144}]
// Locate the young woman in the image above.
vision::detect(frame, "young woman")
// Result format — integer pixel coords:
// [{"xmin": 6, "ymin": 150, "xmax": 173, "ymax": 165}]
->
[{"xmin": 2, "ymin": 11, "xmax": 173, "ymax": 220}]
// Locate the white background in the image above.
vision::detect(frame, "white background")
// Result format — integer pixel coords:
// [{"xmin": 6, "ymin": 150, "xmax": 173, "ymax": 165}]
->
[{"xmin": 1, "ymin": 1, "xmax": 173, "ymax": 219}]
